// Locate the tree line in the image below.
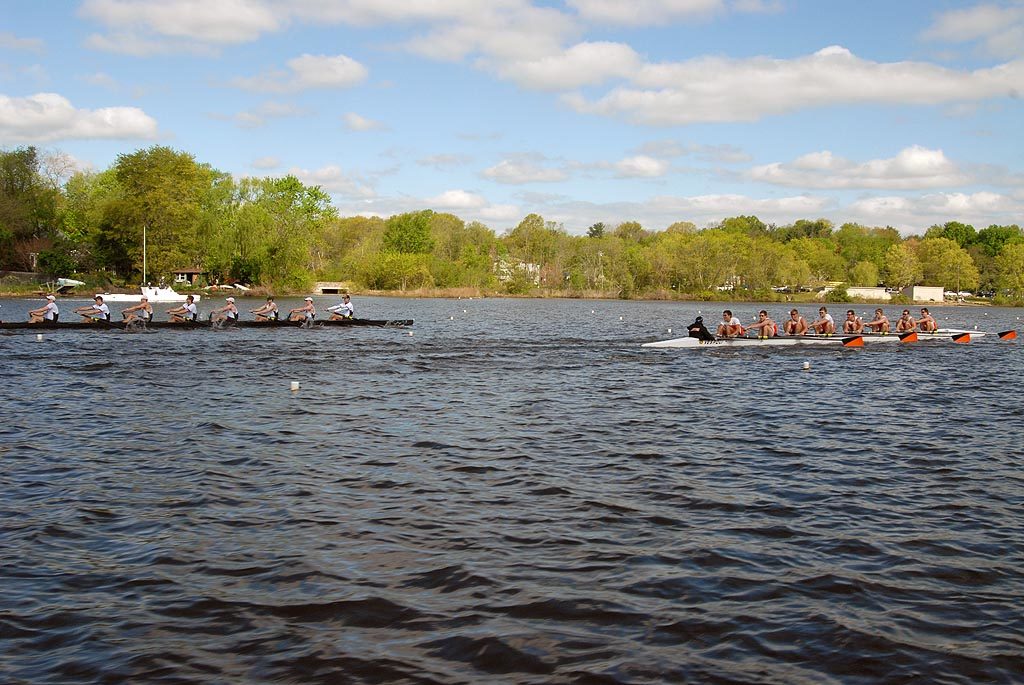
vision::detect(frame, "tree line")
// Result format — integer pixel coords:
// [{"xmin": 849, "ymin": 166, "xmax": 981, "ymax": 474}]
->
[{"xmin": 2, "ymin": 145, "xmax": 1023, "ymax": 302}]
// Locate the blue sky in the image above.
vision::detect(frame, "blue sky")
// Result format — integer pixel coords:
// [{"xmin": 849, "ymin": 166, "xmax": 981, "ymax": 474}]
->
[{"xmin": 2, "ymin": 0, "xmax": 1022, "ymax": 235}]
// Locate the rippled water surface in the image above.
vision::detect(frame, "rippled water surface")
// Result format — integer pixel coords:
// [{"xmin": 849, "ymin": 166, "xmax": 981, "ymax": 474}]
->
[{"xmin": 2, "ymin": 296, "xmax": 1023, "ymax": 684}]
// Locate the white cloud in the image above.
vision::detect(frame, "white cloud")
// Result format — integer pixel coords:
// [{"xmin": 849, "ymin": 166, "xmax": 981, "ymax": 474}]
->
[
  {"xmin": 0, "ymin": 92, "xmax": 158, "ymax": 142},
  {"xmin": 496, "ymin": 41, "xmax": 641, "ymax": 90},
  {"xmin": 82, "ymin": 72, "xmax": 119, "ymax": 90},
  {"xmin": 289, "ymin": 164, "xmax": 376, "ymax": 198},
  {"xmin": 0, "ymin": 31, "xmax": 45, "ymax": 53},
  {"xmin": 922, "ymin": 4, "xmax": 1024, "ymax": 59},
  {"xmin": 251, "ymin": 156, "xmax": 280, "ymax": 169},
  {"xmin": 343, "ymin": 112, "xmax": 386, "ymax": 131},
  {"xmin": 483, "ymin": 159, "xmax": 568, "ymax": 184},
  {"xmin": 224, "ymin": 101, "xmax": 305, "ymax": 128},
  {"xmin": 80, "ymin": 0, "xmax": 280, "ymax": 51},
  {"xmin": 614, "ymin": 154, "xmax": 671, "ymax": 177},
  {"xmin": 233, "ymin": 54, "xmax": 368, "ymax": 93},
  {"xmin": 568, "ymin": 0, "xmax": 723, "ymax": 25},
  {"xmin": 730, "ymin": 0, "xmax": 784, "ymax": 13},
  {"xmin": 635, "ymin": 140, "xmax": 752, "ymax": 163},
  {"xmin": 427, "ymin": 189, "xmax": 488, "ymax": 209},
  {"xmin": 417, "ymin": 153, "xmax": 473, "ymax": 169},
  {"xmin": 564, "ymin": 45, "xmax": 1024, "ymax": 125},
  {"xmin": 847, "ymin": 191, "xmax": 1021, "ymax": 231},
  {"xmin": 749, "ymin": 146, "xmax": 970, "ymax": 189}
]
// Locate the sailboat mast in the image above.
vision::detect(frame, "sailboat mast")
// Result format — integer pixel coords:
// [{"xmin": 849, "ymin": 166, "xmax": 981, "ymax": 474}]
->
[{"xmin": 143, "ymin": 223, "xmax": 147, "ymax": 284}]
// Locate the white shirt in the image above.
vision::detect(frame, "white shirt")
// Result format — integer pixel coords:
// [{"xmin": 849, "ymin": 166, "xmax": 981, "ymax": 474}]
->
[
  {"xmin": 822, "ymin": 313, "xmax": 834, "ymax": 325},
  {"xmin": 94, "ymin": 303, "xmax": 110, "ymax": 319},
  {"xmin": 723, "ymin": 316, "xmax": 740, "ymax": 327},
  {"xmin": 330, "ymin": 301, "xmax": 354, "ymax": 317},
  {"xmin": 184, "ymin": 302, "xmax": 197, "ymax": 319},
  {"xmin": 44, "ymin": 301, "xmax": 59, "ymax": 320}
]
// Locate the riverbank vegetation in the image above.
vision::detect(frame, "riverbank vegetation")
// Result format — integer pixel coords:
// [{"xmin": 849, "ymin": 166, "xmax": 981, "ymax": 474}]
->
[{"xmin": 3, "ymin": 145, "xmax": 1023, "ymax": 304}]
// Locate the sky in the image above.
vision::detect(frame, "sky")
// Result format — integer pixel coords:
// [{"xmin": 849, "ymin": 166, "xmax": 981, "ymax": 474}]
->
[{"xmin": 2, "ymin": 0, "xmax": 1023, "ymax": 236}]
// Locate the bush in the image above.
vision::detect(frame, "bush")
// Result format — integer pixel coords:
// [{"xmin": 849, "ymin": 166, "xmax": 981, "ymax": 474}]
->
[{"xmin": 825, "ymin": 284, "xmax": 851, "ymax": 303}]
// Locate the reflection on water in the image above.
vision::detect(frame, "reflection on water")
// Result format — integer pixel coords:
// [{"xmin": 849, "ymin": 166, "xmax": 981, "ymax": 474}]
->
[{"xmin": 1, "ymin": 297, "xmax": 1022, "ymax": 683}]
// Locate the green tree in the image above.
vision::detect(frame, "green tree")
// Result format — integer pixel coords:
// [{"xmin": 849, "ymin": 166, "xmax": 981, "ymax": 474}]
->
[
  {"xmin": 383, "ymin": 210, "xmax": 434, "ymax": 254},
  {"xmin": 925, "ymin": 221, "xmax": 976, "ymax": 248},
  {"xmin": 881, "ymin": 243, "xmax": 922, "ymax": 290},
  {"xmin": 717, "ymin": 215, "xmax": 768, "ymax": 236},
  {"xmin": 916, "ymin": 237, "xmax": 980, "ymax": 291},
  {"xmin": 848, "ymin": 260, "xmax": 880, "ymax": 287},
  {"xmin": 995, "ymin": 242, "xmax": 1024, "ymax": 299},
  {"xmin": 586, "ymin": 222, "xmax": 605, "ymax": 238},
  {"xmin": 974, "ymin": 224, "xmax": 1023, "ymax": 257}
]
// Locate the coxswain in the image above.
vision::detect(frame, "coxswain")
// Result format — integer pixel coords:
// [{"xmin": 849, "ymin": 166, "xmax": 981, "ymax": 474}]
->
[
  {"xmin": 863, "ymin": 308, "xmax": 890, "ymax": 333},
  {"xmin": 807, "ymin": 306, "xmax": 835, "ymax": 335},
  {"xmin": 289, "ymin": 297, "xmax": 316, "ymax": 322},
  {"xmin": 29, "ymin": 295, "xmax": 60, "ymax": 323},
  {"xmin": 842, "ymin": 309, "xmax": 864, "ymax": 334},
  {"xmin": 783, "ymin": 308, "xmax": 808, "ymax": 335},
  {"xmin": 251, "ymin": 296, "xmax": 279, "ymax": 321},
  {"xmin": 211, "ymin": 296, "xmax": 238, "ymax": 323},
  {"xmin": 687, "ymin": 315, "xmax": 715, "ymax": 341},
  {"xmin": 895, "ymin": 309, "xmax": 916, "ymax": 332},
  {"xmin": 327, "ymin": 294, "xmax": 354, "ymax": 320},
  {"xmin": 917, "ymin": 307, "xmax": 938, "ymax": 332},
  {"xmin": 75, "ymin": 295, "xmax": 110, "ymax": 322},
  {"xmin": 745, "ymin": 310, "xmax": 777, "ymax": 338},
  {"xmin": 167, "ymin": 295, "xmax": 198, "ymax": 323},
  {"xmin": 716, "ymin": 310, "xmax": 743, "ymax": 338},
  {"xmin": 122, "ymin": 296, "xmax": 153, "ymax": 323}
]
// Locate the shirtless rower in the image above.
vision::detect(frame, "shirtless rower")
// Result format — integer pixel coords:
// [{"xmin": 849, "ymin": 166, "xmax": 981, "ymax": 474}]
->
[
  {"xmin": 783, "ymin": 309, "xmax": 808, "ymax": 335},
  {"xmin": 29, "ymin": 295, "xmax": 59, "ymax": 323},
  {"xmin": 289, "ymin": 296, "xmax": 316, "ymax": 322},
  {"xmin": 211, "ymin": 296, "xmax": 238, "ymax": 324},
  {"xmin": 75, "ymin": 295, "xmax": 110, "ymax": 322},
  {"xmin": 807, "ymin": 306, "xmax": 836, "ymax": 335},
  {"xmin": 122, "ymin": 296, "xmax": 153, "ymax": 323},
  {"xmin": 863, "ymin": 308, "xmax": 890, "ymax": 333},
  {"xmin": 842, "ymin": 309, "xmax": 864, "ymax": 334},
  {"xmin": 251, "ymin": 296, "xmax": 279, "ymax": 321},
  {"xmin": 716, "ymin": 310, "xmax": 743, "ymax": 338},
  {"xmin": 745, "ymin": 310, "xmax": 777, "ymax": 338},
  {"xmin": 895, "ymin": 309, "xmax": 916, "ymax": 332},
  {"xmin": 917, "ymin": 307, "xmax": 938, "ymax": 332},
  {"xmin": 327, "ymin": 294, "xmax": 354, "ymax": 320},
  {"xmin": 167, "ymin": 295, "xmax": 198, "ymax": 323}
]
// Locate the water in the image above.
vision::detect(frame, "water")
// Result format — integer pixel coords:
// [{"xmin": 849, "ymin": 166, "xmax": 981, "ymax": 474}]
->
[{"xmin": 2, "ymin": 297, "xmax": 1022, "ymax": 684}]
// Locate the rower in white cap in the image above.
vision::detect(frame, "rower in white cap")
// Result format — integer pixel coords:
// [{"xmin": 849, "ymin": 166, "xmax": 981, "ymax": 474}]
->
[
  {"xmin": 167, "ymin": 294, "xmax": 198, "ymax": 323},
  {"xmin": 289, "ymin": 297, "xmax": 316, "ymax": 322},
  {"xmin": 211, "ymin": 296, "xmax": 238, "ymax": 323},
  {"xmin": 75, "ymin": 295, "xmax": 110, "ymax": 322},
  {"xmin": 122, "ymin": 295, "xmax": 153, "ymax": 324},
  {"xmin": 29, "ymin": 295, "xmax": 60, "ymax": 323},
  {"xmin": 327, "ymin": 294, "xmax": 354, "ymax": 320}
]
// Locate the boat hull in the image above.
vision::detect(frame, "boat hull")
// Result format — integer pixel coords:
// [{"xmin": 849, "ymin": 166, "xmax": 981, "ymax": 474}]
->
[
  {"xmin": 99, "ymin": 286, "xmax": 200, "ymax": 303},
  {"xmin": 0, "ymin": 318, "xmax": 412, "ymax": 331},
  {"xmin": 642, "ymin": 334, "xmax": 900, "ymax": 349}
]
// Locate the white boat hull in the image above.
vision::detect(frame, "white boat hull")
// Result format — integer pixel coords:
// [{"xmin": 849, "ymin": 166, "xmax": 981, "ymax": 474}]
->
[
  {"xmin": 642, "ymin": 334, "xmax": 898, "ymax": 349},
  {"xmin": 98, "ymin": 286, "xmax": 200, "ymax": 303}
]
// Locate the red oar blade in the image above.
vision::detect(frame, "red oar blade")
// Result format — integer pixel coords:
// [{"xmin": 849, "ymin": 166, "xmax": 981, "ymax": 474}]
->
[
  {"xmin": 998, "ymin": 330, "xmax": 1018, "ymax": 341},
  {"xmin": 842, "ymin": 336, "xmax": 865, "ymax": 347},
  {"xmin": 952, "ymin": 332, "xmax": 971, "ymax": 344},
  {"xmin": 899, "ymin": 331, "xmax": 918, "ymax": 343}
]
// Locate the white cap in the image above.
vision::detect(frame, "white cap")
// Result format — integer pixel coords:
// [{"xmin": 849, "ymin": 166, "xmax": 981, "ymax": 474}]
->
[
  {"xmin": 47, "ymin": 295, "xmax": 56, "ymax": 300},
  {"xmin": 140, "ymin": 295, "xmax": 148, "ymax": 300},
  {"xmin": 226, "ymin": 297, "xmax": 235, "ymax": 302},
  {"xmin": 304, "ymin": 297, "xmax": 313, "ymax": 301}
]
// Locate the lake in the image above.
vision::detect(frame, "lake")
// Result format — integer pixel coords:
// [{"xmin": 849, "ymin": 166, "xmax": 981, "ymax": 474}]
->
[{"xmin": 1, "ymin": 296, "xmax": 1022, "ymax": 684}]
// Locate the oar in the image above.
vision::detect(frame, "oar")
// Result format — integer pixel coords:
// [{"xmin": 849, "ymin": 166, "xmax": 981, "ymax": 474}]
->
[{"xmin": 998, "ymin": 330, "xmax": 1018, "ymax": 340}]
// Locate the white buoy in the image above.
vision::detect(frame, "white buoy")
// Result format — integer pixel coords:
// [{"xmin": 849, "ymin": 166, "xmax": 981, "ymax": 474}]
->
[
  {"xmin": 449, "ymin": 316, "xmax": 454, "ymax": 320},
  {"xmin": 802, "ymin": 361, "xmax": 810, "ymax": 370},
  {"xmin": 619, "ymin": 316, "xmax": 623, "ymax": 321},
  {"xmin": 463, "ymin": 309, "xmax": 467, "ymax": 313},
  {"xmin": 290, "ymin": 381, "xmax": 300, "ymax": 392},
  {"xmin": 667, "ymin": 328, "xmax": 672, "ymax": 333},
  {"xmin": 591, "ymin": 310, "xmax": 595, "ymax": 314},
  {"xmin": 36, "ymin": 333, "xmax": 43, "ymax": 341},
  {"xmin": 408, "ymin": 331, "xmax": 413, "ymax": 336}
]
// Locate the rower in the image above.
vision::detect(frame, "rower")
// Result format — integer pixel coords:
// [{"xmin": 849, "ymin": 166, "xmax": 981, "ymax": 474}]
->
[
  {"xmin": 783, "ymin": 308, "xmax": 808, "ymax": 335},
  {"xmin": 842, "ymin": 309, "xmax": 864, "ymax": 334},
  {"xmin": 895, "ymin": 309, "xmax": 916, "ymax": 332},
  {"xmin": 327, "ymin": 294, "xmax": 354, "ymax": 320},
  {"xmin": 687, "ymin": 315, "xmax": 715, "ymax": 341},
  {"xmin": 289, "ymin": 296, "xmax": 316, "ymax": 322},
  {"xmin": 167, "ymin": 295, "xmax": 198, "ymax": 323},
  {"xmin": 75, "ymin": 295, "xmax": 110, "ymax": 322},
  {"xmin": 716, "ymin": 310, "xmax": 743, "ymax": 338},
  {"xmin": 29, "ymin": 295, "xmax": 59, "ymax": 323},
  {"xmin": 807, "ymin": 307, "xmax": 835, "ymax": 335},
  {"xmin": 745, "ymin": 310, "xmax": 777, "ymax": 338},
  {"xmin": 211, "ymin": 296, "xmax": 238, "ymax": 324},
  {"xmin": 863, "ymin": 308, "xmax": 890, "ymax": 333},
  {"xmin": 917, "ymin": 307, "xmax": 938, "ymax": 332},
  {"xmin": 122, "ymin": 296, "xmax": 153, "ymax": 324},
  {"xmin": 251, "ymin": 296, "xmax": 279, "ymax": 321}
]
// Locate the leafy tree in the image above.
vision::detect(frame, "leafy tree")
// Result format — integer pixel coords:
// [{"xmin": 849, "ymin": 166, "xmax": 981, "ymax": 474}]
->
[
  {"xmin": 849, "ymin": 260, "xmax": 880, "ymax": 287},
  {"xmin": 0, "ymin": 145, "xmax": 61, "ymax": 268},
  {"xmin": 925, "ymin": 220, "xmax": 976, "ymax": 248},
  {"xmin": 664, "ymin": 221, "xmax": 696, "ymax": 234},
  {"xmin": 789, "ymin": 237, "xmax": 845, "ymax": 282},
  {"xmin": 613, "ymin": 220, "xmax": 646, "ymax": 242},
  {"xmin": 995, "ymin": 242, "xmax": 1024, "ymax": 299},
  {"xmin": 773, "ymin": 218, "xmax": 833, "ymax": 242},
  {"xmin": 881, "ymin": 243, "xmax": 922, "ymax": 290},
  {"xmin": 915, "ymin": 237, "xmax": 979, "ymax": 291},
  {"xmin": 717, "ymin": 215, "xmax": 768, "ymax": 236},
  {"xmin": 383, "ymin": 210, "xmax": 434, "ymax": 254},
  {"xmin": 586, "ymin": 222, "xmax": 605, "ymax": 238},
  {"xmin": 974, "ymin": 224, "xmax": 1023, "ymax": 257}
]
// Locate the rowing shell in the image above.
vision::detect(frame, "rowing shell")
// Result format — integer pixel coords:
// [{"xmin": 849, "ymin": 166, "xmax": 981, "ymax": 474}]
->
[
  {"xmin": 0, "ymin": 317, "xmax": 413, "ymax": 331},
  {"xmin": 641, "ymin": 334, "xmax": 907, "ymax": 349}
]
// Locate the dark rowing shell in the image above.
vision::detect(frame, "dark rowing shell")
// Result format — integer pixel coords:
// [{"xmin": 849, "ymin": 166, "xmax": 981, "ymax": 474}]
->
[{"xmin": 0, "ymin": 318, "xmax": 413, "ymax": 331}]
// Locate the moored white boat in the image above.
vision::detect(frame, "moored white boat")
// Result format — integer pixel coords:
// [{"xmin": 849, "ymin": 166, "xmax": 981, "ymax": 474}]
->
[{"xmin": 98, "ymin": 285, "xmax": 200, "ymax": 303}]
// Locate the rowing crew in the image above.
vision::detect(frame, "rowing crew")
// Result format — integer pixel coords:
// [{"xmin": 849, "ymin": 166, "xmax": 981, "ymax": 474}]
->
[
  {"xmin": 694, "ymin": 306, "xmax": 942, "ymax": 340},
  {"xmin": 21, "ymin": 294, "xmax": 356, "ymax": 325}
]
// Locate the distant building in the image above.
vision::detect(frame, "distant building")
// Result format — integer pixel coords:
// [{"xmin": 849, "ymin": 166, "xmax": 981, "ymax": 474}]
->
[
  {"xmin": 315, "ymin": 282, "xmax": 351, "ymax": 295},
  {"xmin": 495, "ymin": 258, "xmax": 541, "ymax": 285},
  {"xmin": 173, "ymin": 268, "xmax": 206, "ymax": 285},
  {"xmin": 902, "ymin": 286, "xmax": 944, "ymax": 303},
  {"xmin": 846, "ymin": 286, "xmax": 891, "ymax": 301}
]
